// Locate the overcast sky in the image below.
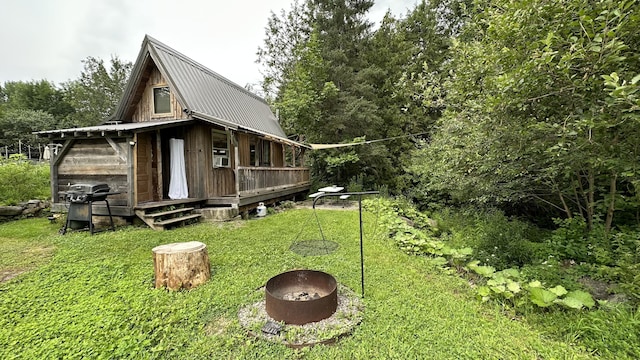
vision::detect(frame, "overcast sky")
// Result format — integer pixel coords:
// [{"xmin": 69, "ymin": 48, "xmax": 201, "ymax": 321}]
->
[{"xmin": 0, "ymin": 0, "xmax": 417, "ymax": 89}]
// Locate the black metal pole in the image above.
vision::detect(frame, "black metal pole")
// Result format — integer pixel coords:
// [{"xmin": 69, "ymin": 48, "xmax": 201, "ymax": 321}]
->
[{"xmin": 312, "ymin": 191, "xmax": 377, "ymax": 299}]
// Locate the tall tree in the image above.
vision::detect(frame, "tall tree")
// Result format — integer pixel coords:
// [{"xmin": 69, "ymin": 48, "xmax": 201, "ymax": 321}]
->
[
  {"xmin": 366, "ymin": 1, "xmax": 453, "ymax": 192},
  {"xmin": 411, "ymin": 0, "xmax": 640, "ymax": 232},
  {"xmin": 259, "ymin": 0, "xmax": 462, "ymax": 190},
  {"xmin": 301, "ymin": 0, "xmax": 390, "ymax": 186},
  {"xmin": 0, "ymin": 80, "xmax": 74, "ymax": 125},
  {"xmin": 256, "ymin": 0, "xmax": 311, "ymax": 100},
  {"xmin": 0, "ymin": 109, "xmax": 55, "ymax": 151},
  {"xmin": 63, "ymin": 56, "xmax": 132, "ymax": 126}
]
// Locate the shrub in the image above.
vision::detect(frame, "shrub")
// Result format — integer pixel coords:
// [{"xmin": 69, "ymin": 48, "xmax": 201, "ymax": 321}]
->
[
  {"xmin": 571, "ymin": 305, "xmax": 640, "ymax": 358},
  {"xmin": 439, "ymin": 208, "xmax": 548, "ymax": 269},
  {"xmin": 0, "ymin": 155, "xmax": 50, "ymax": 205}
]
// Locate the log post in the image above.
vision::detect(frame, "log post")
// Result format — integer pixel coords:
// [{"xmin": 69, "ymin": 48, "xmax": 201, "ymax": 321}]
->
[{"xmin": 152, "ymin": 241, "xmax": 211, "ymax": 290}]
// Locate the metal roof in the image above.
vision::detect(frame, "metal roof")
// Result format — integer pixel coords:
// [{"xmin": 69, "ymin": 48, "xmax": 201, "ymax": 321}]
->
[
  {"xmin": 38, "ymin": 36, "xmax": 309, "ymax": 148},
  {"xmin": 36, "ymin": 119, "xmax": 194, "ymax": 135},
  {"xmin": 35, "ymin": 117, "xmax": 309, "ymax": 149},
  {"xmin": 116, "ymin": 35, "xmax": 287, "ymax": 139}
]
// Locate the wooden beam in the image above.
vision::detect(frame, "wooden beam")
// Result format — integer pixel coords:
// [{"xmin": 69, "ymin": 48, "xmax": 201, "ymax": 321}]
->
[
  {"xmin": 232, "ymin": 130, "xmax": 240, "ymax": 201},
  {"xmin": 129, "ymin": 134, "xmax": 136, "ymax": 207},
  {"xmin": 53, "ymin": 139, "xmax": 74, "ymax": 167},
  {"xmin": 105, "ymin": 137, "xmax": 127, "ymax": 162},
  {"xmin": 155, "ymin": 129, "xmax": 163, "ymax": 201}
]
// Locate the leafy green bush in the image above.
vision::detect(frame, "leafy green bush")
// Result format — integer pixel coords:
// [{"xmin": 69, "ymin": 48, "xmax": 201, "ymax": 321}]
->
[
  {"xmin": 367, "ymin": 199, "xmax": 597, "ymax": 311},
  {"xmin": 576, "ymin": 305, "xmax": 640, "ymax": 358},
  {"xmin": 0, "ymin": 155, "xmax": 50, "ymax": 205},
  {"xmin": 530, "ymin": 305, "xmax": 640, "ymax": 359},
  {"xmin": 519, "ymin": 262, "xmax": 583, "ymax": 291},
  {"xmin": 438, "ymin": 208, "xmax": 549, "ymax": 268},
  {"xmin": 545, "ymin": 218, "xmax": 640, "ymax": 303}
]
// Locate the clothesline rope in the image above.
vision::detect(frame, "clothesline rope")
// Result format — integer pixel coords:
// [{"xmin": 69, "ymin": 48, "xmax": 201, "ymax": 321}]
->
[{"xmin": 308, "ymin": 132, "xmax": 428, "ymax": 150}]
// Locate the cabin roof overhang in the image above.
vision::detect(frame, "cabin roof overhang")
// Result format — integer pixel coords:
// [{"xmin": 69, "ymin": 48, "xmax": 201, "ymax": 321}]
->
[
  {"xmin": 34, "ymin": 119, "xmax": 195, "ymax": 139},
  {"xmin": 189, "ymin": 111, "xmax": 311, "ymax": 149},
  {"xmin": 34, "ymin": 118, "xmax": 311, "ymax": 149}
]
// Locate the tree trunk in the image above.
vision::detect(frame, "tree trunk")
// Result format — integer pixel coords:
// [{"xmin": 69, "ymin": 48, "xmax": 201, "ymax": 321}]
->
[
  {"xmin": 558, "ymin": 190, "xmax": 572, "ymax": 218},
  {"xmin": 605, "ymin": 172, "xmax": 618, "ymax": 235},
  {"xmin": 152, "ymin": 241, "xmax": 211, "ymax": 290}
]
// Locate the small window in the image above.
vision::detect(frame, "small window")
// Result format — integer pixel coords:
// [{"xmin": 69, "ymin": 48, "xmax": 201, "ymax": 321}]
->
[
  {"xmin": 153, "ymin": 86, "xmax": 171, "ymax": 114},
  {"xmin": 250, "ymin": 138, "xmax": 257, "ymax": 166},
  {"xmin": 212, "ymin": 131, "xmax": 230, "ymax": 168},
  {"xmin": 261, "ymin": 140, "xmax": 271, "ymax": 166}
]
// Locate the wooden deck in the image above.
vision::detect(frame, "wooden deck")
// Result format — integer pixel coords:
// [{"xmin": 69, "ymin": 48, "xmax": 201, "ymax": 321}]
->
[
  {"xmin": 52, "ymin": 168, "xmax": 311, "ymax": 218},
  {"xmin": 238, "ymin": 167, "xmax": 309, "ymax": 193}
]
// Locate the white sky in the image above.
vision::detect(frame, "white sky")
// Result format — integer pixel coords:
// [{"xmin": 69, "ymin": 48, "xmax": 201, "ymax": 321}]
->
[{"xmin": 0, "ymin": 0, "xmax": 417, "ymax": 89}]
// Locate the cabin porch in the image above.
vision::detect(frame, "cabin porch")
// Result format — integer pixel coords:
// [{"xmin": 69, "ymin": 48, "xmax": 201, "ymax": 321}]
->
[{"xmin": 133, "ymin": 167, "xmax": 310, "ymax": 228}]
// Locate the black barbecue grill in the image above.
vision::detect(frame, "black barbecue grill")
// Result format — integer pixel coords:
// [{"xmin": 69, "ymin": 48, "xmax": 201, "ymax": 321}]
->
[{"xmin": 61, "ymin": 183, "xmax": 118, "ymax": 235}]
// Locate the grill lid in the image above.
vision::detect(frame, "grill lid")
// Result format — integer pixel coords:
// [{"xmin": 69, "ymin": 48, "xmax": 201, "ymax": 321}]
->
[{"xmin": 68, "ymin": 183, "xmax": 110, "ymax": 194}]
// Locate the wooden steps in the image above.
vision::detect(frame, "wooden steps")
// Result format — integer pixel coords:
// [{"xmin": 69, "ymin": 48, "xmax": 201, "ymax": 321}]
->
[
  {"xmin": 145, "ymin": 207, "xmax": 196, "ymax": 219},
  {"xmin": 154, "ymin": 214, "xmax": 202, "ymax": 227},
  {"xmin": 134, "ymin": 201, "xmax": 203, "ymax": 231}
]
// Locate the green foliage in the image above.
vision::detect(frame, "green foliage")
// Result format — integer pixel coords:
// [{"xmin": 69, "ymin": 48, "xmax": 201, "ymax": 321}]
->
[
  {"xmin": 365, "ymin": 198, "xmax": 601, "ymax": 311},
  {"xmin": 256, "ymin": 0, "xmax": 311, "ymax": 99},
  {"xmin": 363, "ymin": 197, "xmax": 461, "ymax": 259},
  {"xmin": 0, "ymin": 109, "xmax": 55, "ymax": 149},
  {"xmin": 529, "ymin": 305, "xmax": 640, "ymax": 359},
  {"xmin": 439, "ymin": 208, "xmax": 549, "ymax": 269},
  {"xmin": 0, "ymin": 55, "xmax": 131, "ymax": 147},
  {"xmin": 0, "ymin": 80, "xmax": 73, "ymax": 147},
  {"xmin": 529, "ymin": 287, "xmax": 558, "ymax": 308},
  {"xmin": 410, "ymin": 0, "xmax": 640, "ymax": 233},
  {"xmin": 0, "ymin": 80, "xmax": 74, "ymax": 120},
  {"xmin": 0, "ymin": 211, "xmax": 594, "ymax": 359},
  {"xmin": 544, "ymin": 218, "xmax": 640, "ymax": 303},
  {"xmin": 260, "ymin": 1, "xmax": 455, "ymax": 193},
  {"xmin": 0, "ymin": 155, "xmax": 50, "ymax": 205},
  {"xmin": 547, "ymin": 218, "xmax": 592, "ymax": 263},
  {"xmin": 63, "ymin": 56, "xmax": 132, "ymax": 126}
]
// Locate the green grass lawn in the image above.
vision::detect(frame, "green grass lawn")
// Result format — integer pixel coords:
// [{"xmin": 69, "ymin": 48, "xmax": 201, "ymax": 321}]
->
[{"xmin": 0, "ymin": 209, "xmax": 594, "ymax": 359}]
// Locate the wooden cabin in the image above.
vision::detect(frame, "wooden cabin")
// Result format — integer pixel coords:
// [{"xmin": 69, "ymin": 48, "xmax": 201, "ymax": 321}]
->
[{"xmin": 37, "ymin": 35, "xmax": 310, "ymax": 229}]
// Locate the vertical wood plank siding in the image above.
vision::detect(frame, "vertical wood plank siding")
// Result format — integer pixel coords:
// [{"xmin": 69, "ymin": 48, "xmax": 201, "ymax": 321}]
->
[
  {"xmin": 136, "ymin": 133, "xmax": 154, "ymax": 203},
  {"xmin": 272, "ymin": 142, "xmax": 284, "ymax": 167},
  {"xmin": 238, "ymin": 133, "xmax": 251, "ymax": 166},
  {"xmin": 183, "ymin": 124, "xmax": 237, "ymax": 198},
  {"xmin": 132, "ymin": 67, "xmax": 188, "ymax": 122}
]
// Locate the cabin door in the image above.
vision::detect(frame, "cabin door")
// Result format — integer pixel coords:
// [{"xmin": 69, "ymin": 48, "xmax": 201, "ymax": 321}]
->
[{"xmin": 136, "ymin": 132, "xmax": 161, "ymax": 203}]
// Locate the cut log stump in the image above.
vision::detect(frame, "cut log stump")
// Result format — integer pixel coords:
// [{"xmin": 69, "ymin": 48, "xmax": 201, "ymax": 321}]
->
[{"xmin": 152, "ymin": 241, "xmax": 211, "ymax": 290}]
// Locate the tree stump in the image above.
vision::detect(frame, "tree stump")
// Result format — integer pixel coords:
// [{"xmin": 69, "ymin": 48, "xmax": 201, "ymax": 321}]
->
[{"xmin": 152, "ymin": 241, "xmax": 211, "ymax": 290}]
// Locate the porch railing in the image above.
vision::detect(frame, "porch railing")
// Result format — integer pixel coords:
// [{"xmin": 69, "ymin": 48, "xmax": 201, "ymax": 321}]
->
[{"xmin": 238, "ymin": 167, "xmax": 310, "ymax": 193}]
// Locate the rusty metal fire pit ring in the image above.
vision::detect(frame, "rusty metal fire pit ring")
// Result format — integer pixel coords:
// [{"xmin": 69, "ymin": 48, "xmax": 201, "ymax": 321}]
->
[{"xmin": 265, "ymin": 269, "xmax": 338, "ymax": 325}]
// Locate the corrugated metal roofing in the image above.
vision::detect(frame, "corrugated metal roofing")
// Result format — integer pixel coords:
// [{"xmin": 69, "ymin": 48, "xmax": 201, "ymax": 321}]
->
[
  {"xmin": 146, "ymin": 36, "xmax": 287, "ymax": 139},
  {"xmin": 36, "ymin": 119, "xmax": 194, "ymax": 135},
  {"xmin": 40, "ymin": 36, "xmax": 305, "ymax": 146}
]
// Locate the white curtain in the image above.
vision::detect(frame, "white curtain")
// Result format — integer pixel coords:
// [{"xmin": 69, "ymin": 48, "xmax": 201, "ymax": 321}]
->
[{"xmin": 168, "ymin": 138, "xmax": 189, "ymax": 199}]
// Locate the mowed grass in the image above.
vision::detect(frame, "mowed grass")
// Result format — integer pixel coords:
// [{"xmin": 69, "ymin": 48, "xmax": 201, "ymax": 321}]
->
[
  {"xmin": 0, "ymin": 210, "xmax": 593, "ymax": 359},
  {"xmin": 0, "ymin": 219, "xmax": 58, "ymax": 282}
]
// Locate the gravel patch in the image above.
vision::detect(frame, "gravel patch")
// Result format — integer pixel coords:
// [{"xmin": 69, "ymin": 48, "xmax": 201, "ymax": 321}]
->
[{"xmin": 238, "ymin": 284, "xmax": 364, "ymax": 348}]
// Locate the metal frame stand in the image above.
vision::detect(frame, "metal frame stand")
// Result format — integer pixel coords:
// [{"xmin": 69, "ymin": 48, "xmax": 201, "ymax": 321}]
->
[
  {"xmin": 61, "ymin": 199, "xmax": 116, "ymax": 235},
  {"xmin": 312, "ymin": 191, "xmax": 379, "ymax": 298}
]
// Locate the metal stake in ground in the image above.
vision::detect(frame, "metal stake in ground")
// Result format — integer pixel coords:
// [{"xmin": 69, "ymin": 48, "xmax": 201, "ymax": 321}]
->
[{"xmin": 312, "ymin": 191, "xmax": 378, "ymax": 298}]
